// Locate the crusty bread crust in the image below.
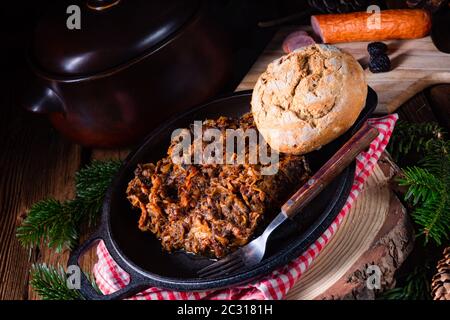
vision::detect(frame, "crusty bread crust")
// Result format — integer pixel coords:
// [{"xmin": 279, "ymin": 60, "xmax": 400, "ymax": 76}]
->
[{"xmin": 251, "ymin": 44, "xmax": 367, "ymax": 155}]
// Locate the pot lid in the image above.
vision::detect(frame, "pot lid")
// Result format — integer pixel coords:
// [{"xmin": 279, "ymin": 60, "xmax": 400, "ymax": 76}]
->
[{"xmin": 31, "ymin": 0, "xmax": 201, "ymax": 76}]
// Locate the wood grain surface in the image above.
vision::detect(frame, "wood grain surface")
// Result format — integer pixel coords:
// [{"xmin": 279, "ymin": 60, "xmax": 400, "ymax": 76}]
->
[
  {"xmin": 0, "ymin": 108, "xmax": 82, "ymax": 299},
  {"xmin": 237, "ymin": 26, "xmax": 450, "ymax": 114}
]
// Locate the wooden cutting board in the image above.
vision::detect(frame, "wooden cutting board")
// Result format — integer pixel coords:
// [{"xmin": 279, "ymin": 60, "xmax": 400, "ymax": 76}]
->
[{"xmin": 237, "ymin": 26, "xmax": 450, "ymax": 114}]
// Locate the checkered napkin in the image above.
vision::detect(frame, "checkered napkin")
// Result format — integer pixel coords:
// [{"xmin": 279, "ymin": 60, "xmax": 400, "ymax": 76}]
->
[{"xmin": 93, "ymin": 114, "xmax": 398, "ymax": 300}]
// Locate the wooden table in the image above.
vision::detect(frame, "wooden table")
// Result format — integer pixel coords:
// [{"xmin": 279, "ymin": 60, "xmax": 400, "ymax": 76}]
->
[{"xmin": 0, "ymin": 27, "xmax": 421, "ymax": 300}]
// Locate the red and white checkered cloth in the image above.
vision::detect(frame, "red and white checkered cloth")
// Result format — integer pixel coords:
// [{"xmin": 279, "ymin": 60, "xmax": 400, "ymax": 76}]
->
[{"xmin": 93, "ymin": 114, "xmax": 398, "ymax": 300}]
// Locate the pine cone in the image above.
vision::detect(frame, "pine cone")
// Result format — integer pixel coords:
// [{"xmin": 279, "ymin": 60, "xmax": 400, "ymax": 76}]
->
[
  {"xmin": 431, "ymin": 247, "xmax": 450, "ymax": 300},
  {"xmin": 406, "ymin": 0, "xmax": 448, "ymax": 12},
  {"xmin": 308, "ymin": 0, "xmax": 375, "ymax": 13}
]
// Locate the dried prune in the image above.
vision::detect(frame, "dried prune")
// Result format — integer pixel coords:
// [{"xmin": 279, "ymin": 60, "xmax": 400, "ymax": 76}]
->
[
  {"xmin": 368, "ymin": 42, "xmax": 388, "ymax": 56},
  {"xmin": 369, "ymin": 54, "xmax": 391, "ymax": 73}
]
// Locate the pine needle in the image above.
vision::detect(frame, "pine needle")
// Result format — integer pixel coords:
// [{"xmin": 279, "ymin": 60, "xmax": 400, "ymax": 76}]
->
[
  {"xmin": 380, "ymin": 264, "xmax": 431, "ymax": 300},
  {"xmin": 400, "ymin": 167, "xmax": 441, "ymax": 205},
  {"xmin": 16, "ymin": 199, "xmax": 79, "ymax": 252},
  {"xmin": 381, "ymin": 120, "xmax": 450, "ymax": 300},
  {"xmin": 387, "ymin": 121, "xmax": 444, "ymax": 161},
  {"xmin": 30, "ymin": 264, "xmax": 84, "ymax": 300},
  {"xmin": 16, "ymin": 160, "xmax": 122, "ymax": 252},
  {"xmin": 30, "ymin": 263, "xmax": 100, "ymax": 300},
  {"xmin": 75, "ymin": 160, "xmax": 122, "ymax": 225},
  {"xmin": 397, "ymin": 138, "xmax": 450, "ymax": 246}
]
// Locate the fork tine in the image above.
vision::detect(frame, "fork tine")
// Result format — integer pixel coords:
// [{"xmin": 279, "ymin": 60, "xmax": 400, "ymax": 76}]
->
[
  {"xmin": 199, "ymin": 257, "xmax": 243, "ymax": 278},
  {"xmin": 200, "ymin": 258, "xmax": 244, "ymax": 278},
  {"xmin": 198, "ymin": 256, "xmax": 241, "ymax": 278},
  {"xmin": 198, "ymin": 251, "xmax": 239, "ymax": 274},
  {"xmin": 197, "ymin": 251, "xmax": 242, "ymax": 277},
  {"xmin": 201, "ymin": 259, "xmax": 245, "ymax": 279}
]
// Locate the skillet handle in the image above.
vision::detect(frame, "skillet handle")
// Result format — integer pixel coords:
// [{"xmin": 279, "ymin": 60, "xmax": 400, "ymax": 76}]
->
[{"xmin": 68, "ymin": 233, "xmax": 150, "ymax": 300}]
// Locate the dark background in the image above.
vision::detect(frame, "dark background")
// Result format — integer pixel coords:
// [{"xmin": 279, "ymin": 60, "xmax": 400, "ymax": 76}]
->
[{"xmin": 0, "ymin": 0, "xmax": 311, "ymax": 95}]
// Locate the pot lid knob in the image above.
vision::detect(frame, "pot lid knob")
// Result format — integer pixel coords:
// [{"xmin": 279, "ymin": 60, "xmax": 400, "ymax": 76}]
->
[{"xmin": 87, "ymin": 0, "xmax": 121, "ymax": 11}]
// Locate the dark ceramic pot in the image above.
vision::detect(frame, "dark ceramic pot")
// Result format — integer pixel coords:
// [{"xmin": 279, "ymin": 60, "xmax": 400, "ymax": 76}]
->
[{"xmin": 19, "ymin": 0, "xmax": 232, "ymax": 147}]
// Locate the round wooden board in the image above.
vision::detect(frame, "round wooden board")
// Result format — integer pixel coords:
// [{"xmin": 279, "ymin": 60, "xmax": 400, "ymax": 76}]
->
[{"xmin": 286, "ymin": 155, "xmax": 414, "ymax": 300}]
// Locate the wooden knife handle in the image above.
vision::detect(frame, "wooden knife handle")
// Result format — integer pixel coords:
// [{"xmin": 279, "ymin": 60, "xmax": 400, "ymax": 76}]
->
[{"xmin": 281, "ymin": 122, "xmax": 379, "ymax": 219}]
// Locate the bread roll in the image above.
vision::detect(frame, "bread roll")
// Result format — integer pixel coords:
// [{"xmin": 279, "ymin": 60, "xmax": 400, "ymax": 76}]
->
[{"xmin": 251, "ymin": 44, "xmax": 367, "ymax": 155}]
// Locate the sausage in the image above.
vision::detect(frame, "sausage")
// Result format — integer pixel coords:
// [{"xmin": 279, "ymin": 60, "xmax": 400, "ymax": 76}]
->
[
  {"xmin": 282, "ymin": 31, "xmax": 316, "ymax": 53},
  {"xmin": 311, "ymin": 9, "xmax": 431, "ymax": 44}
]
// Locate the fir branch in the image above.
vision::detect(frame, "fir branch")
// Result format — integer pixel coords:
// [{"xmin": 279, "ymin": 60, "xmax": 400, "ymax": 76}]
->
[
  {"xmin": 381, "ymin": 264, "xmax": 431, "ymax": 300},
  {"xmin": 30, "ymin": 263, "xmax": 100, "ymax": 300},
  {"xmin": 399, "ymin": 167, "xmax": 441, "ymax": 205},
  {"xmin": 387, "ymin": 120, "xmax": 444, "ymax": 161},
  {"xmin": 16, "ymin": 199, "xmax": 79, "ymax": 252},
  {"xmin": 397, "ymin": 138, "xmax": 450, "ymax": 246},
  {"xmin": 30, "ymin": 263, "xmax": 84, "ymax": 300},
  {"xmin": 413, "ymin": 197, "xmax": 450, "ymax": 246},
  {"xmin": 75, "ymin": 160, "xmax": 122, "ymax": 225},
  {"xmin": 379, "ymin": 119, "xmax": 449, "ymax": 300},
  {"xmin": 420, "ymin": 139, "xmax": 450, "ymax": 177},
  {"xmin": 16, "ymin": 160, "xmax": 122, "ymax": 252}
]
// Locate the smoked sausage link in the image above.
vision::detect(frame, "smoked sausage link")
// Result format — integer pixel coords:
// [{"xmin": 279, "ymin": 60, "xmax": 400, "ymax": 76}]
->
[{"xmin": 311, "ymin": 9, "xmax": 431, "ymax": 44}]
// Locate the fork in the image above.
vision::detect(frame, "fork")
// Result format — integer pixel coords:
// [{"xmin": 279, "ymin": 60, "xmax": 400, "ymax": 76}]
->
[{"xmin": 197, "ymin": 122, "xmax": 379, "ymax": 278}]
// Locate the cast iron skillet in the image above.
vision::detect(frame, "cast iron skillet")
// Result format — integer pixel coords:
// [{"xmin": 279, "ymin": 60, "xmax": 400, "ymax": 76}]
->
[{"xmin": 69, "ymin": 88, "xmax": 377, "ymax": 300}]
